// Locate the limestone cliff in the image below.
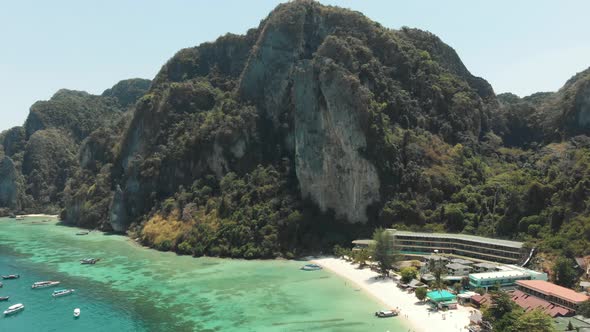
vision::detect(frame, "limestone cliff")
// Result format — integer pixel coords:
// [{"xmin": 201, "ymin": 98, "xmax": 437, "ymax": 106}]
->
[
  {"xmin": 293, "ymin": 58, "xmax": 379, "ymax": 222},
  {"xmin": 5, "ymin": 0, "xmax": 590, "ymax": 259},
  {"xmin": 109, "ymin": 0, "xmax": 497, "ymax": 231}
]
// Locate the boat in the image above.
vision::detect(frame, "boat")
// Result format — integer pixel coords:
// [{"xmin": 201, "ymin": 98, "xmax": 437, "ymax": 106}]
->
[
  {"xmin": 300, "ymin": 264, "xmax": 323, "ymax": 271},
  {"xmin": 2, "ymin": 274, "xmax": 20, "ymax": 280},
  {"xmin": 3, "ymin": 303, "xmax": 24, "ymax": 315},
  {"xmin": 52, "ymin": 289, "xmax": 75, "ymax": 297},
  {"xmin": 0, "ymin": 282, "xmax": 3, "ymax": 288},
  {"xmin": 15, "ymin": 216, "xmax": 24, "ymax": 220},
  {"xmin": 80, "ymin": 258, "xmax": 100, "ymax": 265},
  {"xmin": 0, "ymin": 296, "xmax": 9, "ymax": 301},
  {"xmin": 76, "ymin": 231, "xmax": 89, "ymax": 236},
  {"xmin": 74, "ymin": 308, "xmax": 80, "ymax": 318},
  {"xmin": 375, "ymin": 309, "xmax": 399, "ymax": 318},
  {"xmin": 31, "ymin": 281, "xmax": 60, "ymax": 289}
]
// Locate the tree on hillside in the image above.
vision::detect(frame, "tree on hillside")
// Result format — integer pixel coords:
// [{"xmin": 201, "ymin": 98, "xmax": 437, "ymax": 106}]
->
[
  {"xmin": 552, "ymin": 257, "xmax": 578, "ymax": 288},
  {"xmin": 513, "ymin": 309, "xmax": 557, "ymax": 332},
  {"xmin": 370, "ymin": 228, "xmax": 396, "ymax": 277},
  {"xmin": 415, "ymin": 287, "xmax": 427, "ymax": 302}
]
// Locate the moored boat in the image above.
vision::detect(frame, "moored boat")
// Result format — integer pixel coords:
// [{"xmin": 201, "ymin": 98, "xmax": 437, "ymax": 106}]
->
[
  {"xmin": 375, "ymin": 309, "xmax": 399, "ymax": 318},
  {"xmin": 31, "ymin": 281, "xmax": 60, "ymax": 289},
  {"xmin": 74, "ymin": 308, "xmax": 80, "ymax": 317},
  {"xmin": 2, "ymin": 274, "xmax": 20, "ymax": 280},
  {"xmin": 3, "ymin": 303, "xmax": 24, "ymax": 315},
  {"xmin": 15, "ymin": 216, "xmax": 25, "ymax": 220},
  {"xmin": 0, "ymin": 296, "xmax": 9, "ymax": 301},
  {"xmin": 76, "ymin": 231, "xmax": 89, "ymax": 236},
  {"xmin": 300, "ymin": 264, "xmax": 323, "ymax": 271},
  {"xmin": 80, "ymin": 258, "xmax": 100, "ymax": 265},
  {"xmin": 52, "ymin": 289, "xmax": 75, "ymax": 297}
]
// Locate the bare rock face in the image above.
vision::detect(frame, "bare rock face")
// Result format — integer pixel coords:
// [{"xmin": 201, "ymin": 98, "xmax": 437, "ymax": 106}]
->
[
  {"xmin": 573, "ymin": 81, "xmax": 590, "ymax": 129},
  {"xmin": 238, "ymin": 2, "xmax": 326, "ymax": 125},
  {"xmin": 293, "ymin": 59, "xmax": 380, "ymax": 222},
  {"xmin": 109, "ymin": 185, "xmax": 127, "ymax": 232}
]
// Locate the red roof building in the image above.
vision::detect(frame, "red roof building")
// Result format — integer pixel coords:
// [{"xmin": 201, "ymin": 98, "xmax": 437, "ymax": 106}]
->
[
  {"xmin": 516, "ymin": 280, "xmax": 589, "ymax": 312},
  {"xmin": 510, "ymin": 290, "xmax": 573, "ymax": 317},
  {"xmin": 470, "ymin": 293, "xmax": 492, "ymax": 308}
]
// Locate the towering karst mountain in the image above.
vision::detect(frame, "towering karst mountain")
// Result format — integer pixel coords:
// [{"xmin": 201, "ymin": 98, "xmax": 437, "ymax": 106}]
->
[{"xmin": 2, "ymin": 1, "xmax": 590, "ymax": 259}]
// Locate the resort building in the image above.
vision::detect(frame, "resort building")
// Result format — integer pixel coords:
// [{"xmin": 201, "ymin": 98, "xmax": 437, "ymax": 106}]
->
[
  {"xmin": 472, "ymin": 262, "xmax": 498, "ymax": 272},
  {"xmin": 450, "ymin": 258, "xmax": 474, "ymax": 265},
  {"xmin": 445, "ymin": 262, "xmax": 472, "ymax": 276},
  {"xmin": 515, "ymin": 280, "xmax": 590, "ymax": 312},
  {"xmin": 510, "ymin": 289, "xmax": 573, "ymax": 317},
  {"xmin": 351, "ymin": 239, "xmax": 374, "ymax": 251},
  {"xmin": 388, "ymin": 229, "xmax": 528, "ymax": 264},
  {"xmin": 468, "ymin": 266, "xmax": 547, "ymax": 289},
  {"xmin": 426, "ymin": 289, "xmax": 458, "ymax": 309}
]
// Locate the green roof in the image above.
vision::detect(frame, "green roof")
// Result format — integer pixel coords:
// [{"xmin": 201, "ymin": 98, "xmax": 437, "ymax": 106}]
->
[{"xmin": 427, "ymin": 290, "xmax": 456, "ymax": 302}]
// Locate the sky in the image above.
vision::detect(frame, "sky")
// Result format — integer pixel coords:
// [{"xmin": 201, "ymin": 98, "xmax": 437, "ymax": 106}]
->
[{"xmin": 1, "ymin": 0, "xmax": 589, "ymax": 132}]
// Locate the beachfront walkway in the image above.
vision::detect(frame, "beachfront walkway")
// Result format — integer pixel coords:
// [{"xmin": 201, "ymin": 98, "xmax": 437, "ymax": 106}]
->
[{"xmin": 312, "ymin": 257, "xmax": 474, "ymax": 332}]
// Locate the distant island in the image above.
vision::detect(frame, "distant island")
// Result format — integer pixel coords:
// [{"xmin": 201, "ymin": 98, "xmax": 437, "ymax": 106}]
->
[{"xmin": 0, "ymin": 0, "xmax": 589, "ymax": 269}]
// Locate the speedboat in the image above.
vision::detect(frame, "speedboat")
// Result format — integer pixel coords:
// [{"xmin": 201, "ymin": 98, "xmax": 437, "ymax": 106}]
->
[
  {"xmin": 300, "ymin": 264, "xmax": 323, "ymax": 271},
  {"xmin": 3, "ymin": 303, "xmax": 24, "ymax": 315},
  {"xmin": 2, "ymin": 274, "xmax": 20, "ymax": 280},
  {"xmin": 80, "ymin": 258, "xmax": 99, "ymax": 265},
  {"xmin": 76, "ymin": 231, "xmax": 89, "ymax": 236},
  {"xmin": 0, "ymin": 296, "xmax": 9, "ymax": 301},
  {"xmin": 74, "ymin": 308, "xmax": 81, "ymax": 318},
  {"xmin": 375, "ymin": 309, "xmax": 399, "ymax": 318},
  {"xmin": 52, "ymin": 289, "xmax": 75, "ymax": 297},
  {"xmin": 31, "ymin": 281, "xmax": 60, "ymax": 289}
]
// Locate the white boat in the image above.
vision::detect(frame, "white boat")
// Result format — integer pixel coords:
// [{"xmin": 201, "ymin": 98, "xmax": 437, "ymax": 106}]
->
[
  {"xmin": 300, "ymin": 264, "xmax": 323, "ymax": 271},
  {"xmin": 3, "ymin": 303, "xmax": 24, "ymax": 315},
  {"xmin": 15, "ymin": 216, "xmax": 25, "ymax": 220},
  {"xmin": 52, "ymin": 289, "xmax": 75, "ymax": 297},
  {"xmin": 375, "ymin": 309, "xmax": 399, "ymax": 318},
  {"xmin": 80, "ymin": 258, "xmax": 100, "ymax": 265},
  {"xmin": 74, "ymin": 308, "xmax": 80, "ymax": 318},
  {"xmin": 31, "ymin": 281, "xmax": 60, "ymax": 289}
]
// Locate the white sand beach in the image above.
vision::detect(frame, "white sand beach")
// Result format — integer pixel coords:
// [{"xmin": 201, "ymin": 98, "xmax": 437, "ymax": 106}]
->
[
  {"xmin": 19, "ymin": 214, "xmax": 58, "ymax": 218},
  {"xmin": 312, "ymin": 257, "xmax": 474, "ymax": 332}
]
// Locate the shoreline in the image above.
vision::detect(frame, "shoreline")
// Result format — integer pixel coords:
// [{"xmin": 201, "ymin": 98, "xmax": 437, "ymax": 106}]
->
[
  {"xmin": 19, "ymin": 214, "xmax": 59, "ymax": 218},
  {"xmin": 312, "ymin": 257, "xmax": 473, "ymax": 332}
]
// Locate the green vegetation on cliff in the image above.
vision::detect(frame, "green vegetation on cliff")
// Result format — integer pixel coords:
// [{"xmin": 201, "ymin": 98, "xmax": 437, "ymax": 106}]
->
[{"xmin": 2, "ymin": 1, "xmax": 590, "ymax": 262}]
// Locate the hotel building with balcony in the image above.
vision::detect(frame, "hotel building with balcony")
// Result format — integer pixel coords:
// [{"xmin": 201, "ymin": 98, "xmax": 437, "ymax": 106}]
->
[{"xmin": 388, "ymin": 229, "xmax": 529, "ymax": 264}]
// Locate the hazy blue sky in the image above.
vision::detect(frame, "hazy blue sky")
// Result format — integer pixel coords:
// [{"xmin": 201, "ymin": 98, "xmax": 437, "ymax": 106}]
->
[{"xmin": 1, "ymin": 0, "xmax": 589, "ymax": 131}]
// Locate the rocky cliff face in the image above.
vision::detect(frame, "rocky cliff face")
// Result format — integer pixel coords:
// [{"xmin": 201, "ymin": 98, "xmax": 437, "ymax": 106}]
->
[
  {"xmin": 559, "ymin": 68, "xmax": 590, "ymax": 137},
  {"xmin": 0, "ymin": 80, "xmax": 149, "ymax": 216},
  {"xmin": 4, "ymin": 0, "xmax": 590, "ymax": 259},
  {"xmin": 293, "ymin": 58, "xmax": 379, "ymax": 222}
]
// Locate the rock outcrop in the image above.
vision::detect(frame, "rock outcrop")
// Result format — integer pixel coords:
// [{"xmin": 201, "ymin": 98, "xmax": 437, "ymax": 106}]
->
[{"xmin": 293, "ymin": 58, "xmax": 379, "ymax": 222}]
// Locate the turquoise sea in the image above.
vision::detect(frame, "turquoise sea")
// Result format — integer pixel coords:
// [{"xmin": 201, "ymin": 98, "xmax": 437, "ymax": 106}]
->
[{"xmin": 0, "ymin": 217, "xmax": 407, "ymax": 331}]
